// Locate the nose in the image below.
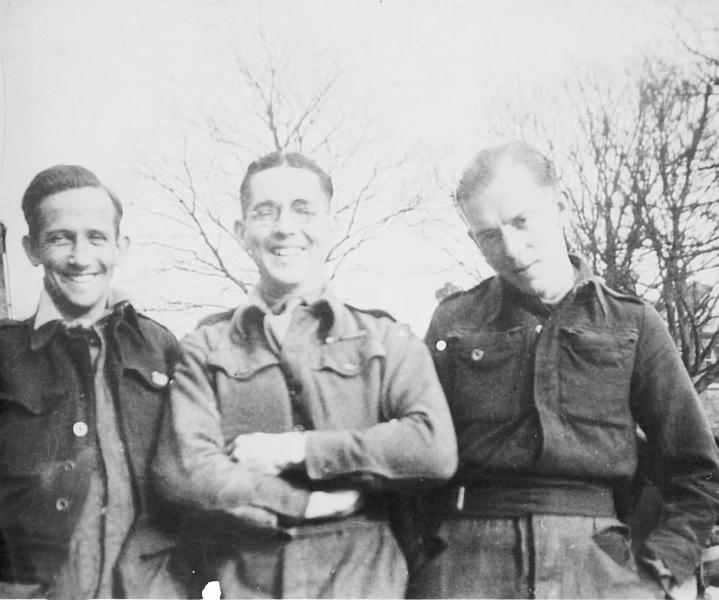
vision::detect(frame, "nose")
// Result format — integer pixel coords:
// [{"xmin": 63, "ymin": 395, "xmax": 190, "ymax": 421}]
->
[
  {"xmin": 68, "ymin": 237, "xmax": 93, "ymax": 268},
  {"xmin": 499, "ymin": 226, "xmax": 525, "ymax": 262},
  {"xmin": 272, "ymin": 206, "xmax": 299, "ymax": 236}
]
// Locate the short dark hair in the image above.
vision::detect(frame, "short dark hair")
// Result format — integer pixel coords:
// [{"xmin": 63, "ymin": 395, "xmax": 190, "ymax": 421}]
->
[
  {"xmin": 455, "ymin": 141, "xmax": 558, "ymax": 205},
  {"xmin": 239, "ymin": 151, "xmax": 333, "ymax": 215},
  {"xmin": 22, "ymin": 165, "xmax": 123, "ymax": 241}
]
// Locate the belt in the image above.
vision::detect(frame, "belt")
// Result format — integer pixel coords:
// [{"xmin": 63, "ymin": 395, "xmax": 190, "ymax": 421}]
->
[{"xmin": 434, "ymin": 481, "xmax": 617, "ymax": 518}]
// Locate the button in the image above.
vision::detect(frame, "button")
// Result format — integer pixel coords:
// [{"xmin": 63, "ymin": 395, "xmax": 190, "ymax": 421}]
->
[
  {"xmin": 535, "ymin": 324, "xmax": 543, "ymax": 334},
  {"xmin": 325, "ymin": 336, "xmax": 335, "ymax": 344},
  {"xmin": 343, "ymin": 362, "xmax": 357, "ymax": 371},
  {"xmin": 470, "ymin": 348, "xmax": 484, "ymax": 361},
  {"xmin": 293, "ymin": 424, "xmax": 305, "ymax": 432},
  {"xmin": 151, "ymin": 371, "xmax": 169, "ymax": 387},
  {"xmin": 72, "ymin": 421, "xmax": 88, "ymax": 437},
  {"xmin": 55, "ymin": 497, "xmax": 70, "ymax": 511},
  {"xmin": 435, "ymin": 340, "xmax": 447, "ymax": 352},
  {"xmin": 63, "ymin": 461, "xmax": 75, "ymax": 472}
]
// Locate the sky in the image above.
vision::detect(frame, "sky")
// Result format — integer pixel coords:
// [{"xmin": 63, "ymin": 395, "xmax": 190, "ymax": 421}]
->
[{"xmin": 1, "ymin": 0, "xmax": 716, "ymax": 335}]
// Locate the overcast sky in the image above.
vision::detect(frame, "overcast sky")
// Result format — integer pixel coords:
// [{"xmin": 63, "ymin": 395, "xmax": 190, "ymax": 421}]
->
[{"xmin": 1, "ymin": 0, "xmax": 716, "ymax": 334}]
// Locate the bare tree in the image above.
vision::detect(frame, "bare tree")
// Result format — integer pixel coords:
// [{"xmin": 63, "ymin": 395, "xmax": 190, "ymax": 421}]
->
[
  {"xmin": 481, "ymin": 53, "xmax": 719, "ymax": 391},
  {"xmin": 132, "ymin": 34, "xmax": 424, "ymax": 310}
]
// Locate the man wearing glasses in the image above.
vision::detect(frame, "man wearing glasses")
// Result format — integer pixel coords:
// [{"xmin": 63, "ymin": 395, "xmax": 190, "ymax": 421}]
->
[{"xmin": 153, "ymin": 151, "xmax": 457, "ymax": 598}]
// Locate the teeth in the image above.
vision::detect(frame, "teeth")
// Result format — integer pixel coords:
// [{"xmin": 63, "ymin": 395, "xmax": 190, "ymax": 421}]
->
[
  {"xmin": 272, "ymin": 248, "xmax": 303, "ymax": 256},
  {"xmin": 64, "ymin": 274, "xmax": 98, "ymax": 282}
]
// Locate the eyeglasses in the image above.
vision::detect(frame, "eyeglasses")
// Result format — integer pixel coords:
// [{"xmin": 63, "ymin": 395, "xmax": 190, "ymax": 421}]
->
[{"xmin": 248, "ymin": 200, "xmax": 325, "ymax": 225}]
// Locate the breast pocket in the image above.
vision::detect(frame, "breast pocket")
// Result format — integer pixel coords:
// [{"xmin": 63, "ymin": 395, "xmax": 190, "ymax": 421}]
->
[
  {"xmin": 207, "ymin": 348, "xmax": 289, "ymax": 436},
  {"xmin": 313, "ymin": 334, "xmax": 386, "ymax": 427},
  {"xmin": 449, "ymin": 328, "xmax": 525, "ymax": 423},
  {"xmin": 558, "ymin": 326, "xmax": 638, "ymax": 426}
]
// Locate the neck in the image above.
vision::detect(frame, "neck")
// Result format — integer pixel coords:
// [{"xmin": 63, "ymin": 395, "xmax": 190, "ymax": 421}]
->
[
  {"xmin": 47, "ymin": 286, "xmax": 109, "ymax": 325},
  {"xmin": 259, "ymin": 276, "xmax": 326, "ymax": 309},
  {"xmin": 538, "ymin": 256, "xmax": 576, "ymax": 305}
]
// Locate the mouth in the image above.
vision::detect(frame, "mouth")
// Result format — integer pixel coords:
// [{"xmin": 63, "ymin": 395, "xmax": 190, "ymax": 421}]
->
[
  {"xmin": 60, "ymin": 273, "xmax": 101, "ymax": 284},
  {"xmin": 270, "ymin": 246, "xmax": 306, "ymax": 257},
  {"xmin": 511, "ymin": 261, "xmax": 538, "ymax": 275}
]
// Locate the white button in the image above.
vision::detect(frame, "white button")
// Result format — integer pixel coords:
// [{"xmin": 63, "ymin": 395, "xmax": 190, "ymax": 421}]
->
[
  {"xmin": 325, "ymin": 336, "xmax": 335, "ymax": 344},
  {"xmin": 151, "ymin": 371, "xmax": 169, "ymax": 387},
  {"xmin": 470, "ymin": 349, "xmax": 484, "ymax": 361},
  {"xmin": 343, "ymin": 362, "xmax": 357, "ymax": 371},
  {"xmin": 55, "ymin": 497, "xmax": 70, "ymax": 511},
  {"xmin": 72, "ymin": 421, "xmax": 88, "ymax": 437},
  {"xmin": 535, "ymin": 325, "xmax": 543, "ymax": 334},
  {"xmin": 435, "ymin": 340, "xmax": 447, "ymax": 352}
]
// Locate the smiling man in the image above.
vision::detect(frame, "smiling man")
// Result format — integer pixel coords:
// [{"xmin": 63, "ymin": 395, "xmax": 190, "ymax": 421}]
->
[
  {"xmin": 0, "ymin": 165, "xmax": 180, "ymax": 598},
  {"xmin": 152, "ymin": 151, "xmax": 457, "ymax": 598},
  {"xmin": 412, "ymin": 141, "xmax": 719, "ymax": 599}
]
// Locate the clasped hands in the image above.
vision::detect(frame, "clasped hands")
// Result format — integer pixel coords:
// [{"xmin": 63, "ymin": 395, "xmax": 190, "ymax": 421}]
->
[{"xmin": 226, "ymin": 431, "xmax": 362, "ymax": 522}]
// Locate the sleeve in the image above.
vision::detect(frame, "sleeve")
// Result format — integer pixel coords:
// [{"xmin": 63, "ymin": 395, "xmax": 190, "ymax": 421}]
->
[
  {"xmin": 151, "ymin": 331, "xmax": 311, "ymax": 521},
  {"xmin": 303, "ymin": 323, "xmax": 458, "ymax": 489},
  {"xmin": 630, "ymin": 304, "xmax": 719, "ymax": 583}
]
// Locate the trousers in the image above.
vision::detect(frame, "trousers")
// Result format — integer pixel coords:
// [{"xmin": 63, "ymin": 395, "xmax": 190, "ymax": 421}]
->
[{"xmin": 408, "ymin": 515, "xmax": 667, "ymax": 599}]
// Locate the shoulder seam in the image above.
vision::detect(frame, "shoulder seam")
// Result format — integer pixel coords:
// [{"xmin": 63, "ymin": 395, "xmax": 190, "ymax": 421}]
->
[{"xmin": 344, "ymin": 304, "xmax": 397, "ymax": 322}]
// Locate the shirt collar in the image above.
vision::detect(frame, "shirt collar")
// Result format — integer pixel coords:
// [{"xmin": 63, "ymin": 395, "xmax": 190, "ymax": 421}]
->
[
  {"xmin": 485, "ymin": 254, "xmax": 600, "ymax": 322},
  {"xmin": 30, "ymin": 287, "xmax": 134, "ymax": 351},
  {"xmin": 233, "ymin": 284, "xmax": 347, "ymax": 341}
]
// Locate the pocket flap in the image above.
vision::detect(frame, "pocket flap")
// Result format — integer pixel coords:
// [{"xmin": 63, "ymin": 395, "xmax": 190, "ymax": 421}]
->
[
  {"xmin": 316, "ymin": 335, "xmax": 385, "ymax": 376},
  {"xmin": 207, "ymin": 346, "xmax": 279, "ymax": 380},
  {"xmin": 123, "ymin": 356, "xmax": 172, "ymax": 390}
]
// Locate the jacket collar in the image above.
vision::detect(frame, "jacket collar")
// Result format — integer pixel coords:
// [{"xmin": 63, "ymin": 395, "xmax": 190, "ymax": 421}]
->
[
  {"xmin": 483, "ymin": 254, "xmax": 603, "ymax": 323},
  {"xmin": 232, "ymin": 285, "xmax": 348, "ymax": 343},
  {"xmin": 30, "ymin": 287, "xmax": 139, "ymax": 352}
]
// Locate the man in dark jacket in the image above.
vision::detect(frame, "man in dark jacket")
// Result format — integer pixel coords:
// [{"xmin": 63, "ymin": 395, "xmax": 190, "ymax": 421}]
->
[
  {"xmin": 0, "ymin": 165, "xmax": 180, "ymax": 598},
  {"xmin": 412, "ymin": 141, "xmax": 719, "ymax": 599}
]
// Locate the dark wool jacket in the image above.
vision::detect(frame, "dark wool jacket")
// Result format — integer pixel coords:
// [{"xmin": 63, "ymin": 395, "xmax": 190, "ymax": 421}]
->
[
  {"xmin": 0, "ymin": 302, "xmax": 179, "ymax": 595},
  {"xmin": 425, "ymin": 257, "xmax": 719, "ymax": 583}
]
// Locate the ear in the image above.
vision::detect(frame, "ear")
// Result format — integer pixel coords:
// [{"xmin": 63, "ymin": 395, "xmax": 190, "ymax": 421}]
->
[
  {"xmin": 22, "ymin": 235, "xmax": 42, "ymax": 267},
  {"xmin": 556, "ymin": 189, "xmax": 571, "ymax": 229},
  {"xmin": 117, "ymin": 235, "xmax": 130, "ymax": 264},
  {"xmin": 234, "ymin": 219, "xmax": 248, "ymax": 251}
]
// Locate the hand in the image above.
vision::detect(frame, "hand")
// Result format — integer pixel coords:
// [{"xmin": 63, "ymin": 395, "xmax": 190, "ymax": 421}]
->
[
  {"xmin": 226, "ymin": 504, "xmax": 279, "ymax": 530},
  {"xmin": 227, "ymin": 431, "xmax": 306, "ymax": 475},
  {"xmin": 304, "ymin": 489, "xmax": 363, "ymax": 520}
]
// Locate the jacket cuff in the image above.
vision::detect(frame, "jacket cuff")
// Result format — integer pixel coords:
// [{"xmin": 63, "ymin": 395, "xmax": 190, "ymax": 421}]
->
[
  {"xmin": 304, "ymin": 430, "xmax": 351, "ymax": 480},
  {"xmin": 637, "ymin": 537, "xmax": 699, "ymax": 585},
  {"xmin": 217, "ymin": 475, "xmax": 311, "ymax": 519}
]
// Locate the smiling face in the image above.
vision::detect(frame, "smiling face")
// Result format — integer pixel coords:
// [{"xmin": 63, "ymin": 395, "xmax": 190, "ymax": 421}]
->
[
  {"xmin": 461, "ymin": 160, "xmax": 573, "ymax": 302},
  {"xmin": 236, "ymin": 166, "xmax": 335, "ymax": 298},
  {"xmin": 22, "ymin": 186, "xmax": 128, "ymax": 322}
]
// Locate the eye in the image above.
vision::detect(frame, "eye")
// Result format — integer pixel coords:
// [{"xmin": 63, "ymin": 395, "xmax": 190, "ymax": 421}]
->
[
  {"xmin": 89, "ymin": 232, "xmax": 109, "ymax": 244},
  {"xmin": 46, "ymin": 232, "xmax": 71, "ymax": 246},
  {"xmin": 476, "ymin": 229, "xmax": 501, "ymax": 245},
  {"xmin": 250, "ymin": 204, "xmax": 279, "ymax": 221},
  {"xmin": 512, "ymin": 215, "xmax": 529, "ymax": 228},
  {"xmin": 291, "ymin": 200, "xmax": 318, "ymax": 220}
]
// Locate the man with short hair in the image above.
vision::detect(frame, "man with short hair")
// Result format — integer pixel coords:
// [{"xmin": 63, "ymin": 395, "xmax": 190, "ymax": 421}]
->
[
  {"xmin": 413, "ymin": 141, "xmax": 719, "ymax": 598},
  {"xmin": 0, "ymin": 165, "xmax": 180, "ymax": 598},
  {"xmin": 153, "ymin": 151, "xmax": 458, "ymax": 598}
]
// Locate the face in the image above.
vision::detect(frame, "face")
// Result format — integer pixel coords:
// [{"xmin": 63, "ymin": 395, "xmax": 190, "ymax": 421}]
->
[
  {"xmin": 462, "ymin": 160, "xmax": 570, "ymax": 300},
  {"xmin": 23, "ymin": 187, "xmax": 128, "ymax": 322},
  {"xmin": 236, "ymin": 166, "xmax": 335, "ymax": 297}
]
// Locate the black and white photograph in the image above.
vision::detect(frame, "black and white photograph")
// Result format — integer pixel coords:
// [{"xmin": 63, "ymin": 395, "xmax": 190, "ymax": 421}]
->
[{"xmin": 1, "ymin": 1, "xmax": 719, "ymax": 598}]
